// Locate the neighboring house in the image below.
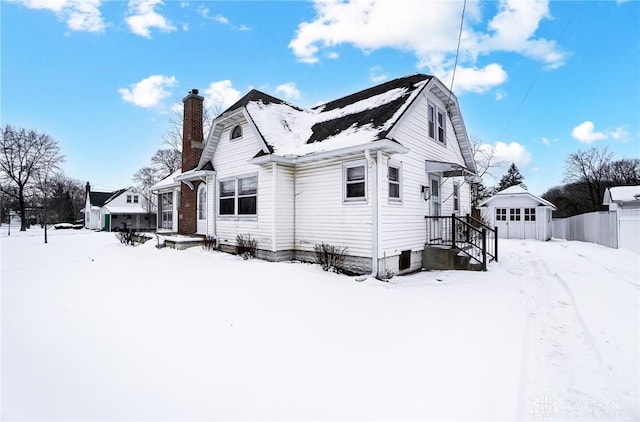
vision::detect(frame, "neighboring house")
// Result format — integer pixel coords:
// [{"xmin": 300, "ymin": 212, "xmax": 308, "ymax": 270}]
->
[
  {"xmin": 154, "ymin": 74, "xmax": 479, "ymax": 276},
  {"xmin": 83, "ymin": 183, "xmax": 156, "ymax": 231},
  {"xmin": 603, "ymin": 185, "xmax": 640, "ymax": 211},
  {"xmin": 478, "ymin": 185, "xmax": 556, "ymax": 241}
]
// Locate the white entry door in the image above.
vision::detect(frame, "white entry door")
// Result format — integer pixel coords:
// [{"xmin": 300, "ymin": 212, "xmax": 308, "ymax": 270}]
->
[
  {"xmin": 197, "ymin": 183, "xmax": 207, "ymax": 235},
  {"xmin": 429, "ymin": 175, "xmax": 441, "ymax": 241}
]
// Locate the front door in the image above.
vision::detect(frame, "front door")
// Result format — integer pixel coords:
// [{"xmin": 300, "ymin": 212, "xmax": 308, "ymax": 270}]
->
[
  {"xmin": 197, "ymin": 183, "xmax": 207, "ymax": 235},
  {"xmin": 429, "ymin": 175, "xmax": 441, "ymax": 241}
]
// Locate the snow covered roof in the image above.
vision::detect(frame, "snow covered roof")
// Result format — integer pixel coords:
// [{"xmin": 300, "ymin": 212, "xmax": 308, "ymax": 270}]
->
[
  {"xmin": 478, "ymin": 185, "xmax": 557, "ymax": 209},
  {"xmin": 201, "ymin": 74, "xmax": 439, "ymax": 163},
  {"xmin": 151, "ymin": 169, "xmax": 182, "ymax": 191},
  {"xmin": 103, "ymin": 205, "xmax": 148, "ymax": 214},
  {"xmin": 604, "ymin": 185, "xmax": 640, "ymax": 203}
]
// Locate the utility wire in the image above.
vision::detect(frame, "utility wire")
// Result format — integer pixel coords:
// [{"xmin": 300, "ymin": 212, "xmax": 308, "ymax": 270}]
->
[{"xmin": 448, "ymin": 0, "xmax": 467, "ymax": 104}]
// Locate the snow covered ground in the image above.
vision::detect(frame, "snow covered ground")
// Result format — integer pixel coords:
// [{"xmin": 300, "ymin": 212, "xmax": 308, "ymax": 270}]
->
[{"xmin": 1, "ymin": 227, "xmax": 638, "ymax": 420}]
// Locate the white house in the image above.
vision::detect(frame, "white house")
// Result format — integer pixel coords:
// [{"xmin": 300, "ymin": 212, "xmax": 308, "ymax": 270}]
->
[
  {"xmin": 84, "ymin": 183, "xmax": 155, "ymax": 231},
  {"xmin": 603, "ymin": 185, "xmax": 640, "ymax": 211},
  {"xmin": 154, "ymin": 74, "xmax": 480, "ymax": 276},
  {"xmin": 478, "ymin": 185, "xmax": 556, "ymax": 241}
]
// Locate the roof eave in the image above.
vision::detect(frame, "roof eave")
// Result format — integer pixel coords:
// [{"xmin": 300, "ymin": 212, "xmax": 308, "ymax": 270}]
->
[{"xmin": 248, "ymin": 139, "xmax": 409, "ymax": 166}]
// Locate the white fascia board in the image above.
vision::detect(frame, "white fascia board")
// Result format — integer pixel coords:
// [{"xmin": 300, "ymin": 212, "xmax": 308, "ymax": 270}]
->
[{"xmin": 247, "ymin": 139, "xmax": 409, "ymax": 166}]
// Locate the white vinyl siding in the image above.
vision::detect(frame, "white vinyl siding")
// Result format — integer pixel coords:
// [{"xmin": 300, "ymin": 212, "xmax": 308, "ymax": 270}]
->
[
  {"xmin": 380, "ymin": 90, "xmax": 471, "ymax": 256},
  {"xmin": 295, "ymin": 156, "xmax": 372, "ymax": 257},
  {"xmin": 213, "ymin": 121, "xmax": 273, "ymax": 251},
  {"xmin": 275, "ymin": 164, "xmax": 295, "ymax": 251}
]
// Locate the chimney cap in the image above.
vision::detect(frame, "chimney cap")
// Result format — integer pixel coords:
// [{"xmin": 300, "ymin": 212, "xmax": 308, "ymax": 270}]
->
[{"xmin": 190, "ymin": 89, "xmax": 199, "ymax": 95}]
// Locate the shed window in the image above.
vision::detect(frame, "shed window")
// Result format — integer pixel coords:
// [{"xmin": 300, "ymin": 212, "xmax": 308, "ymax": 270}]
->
[
  {"xmin": 510, "ymin": 208, "xmax": 521, "ymax": 221},
  {"xmin": 496, "ymin": 208, "xmax": 507, "ymax": 221},
  {"xmin": 230, "ymin": 125, "xmax": 242, "ymax": 140},
  {"xmin": 524, "ymin": 208, "xmax": 536, "ymax": 221}
]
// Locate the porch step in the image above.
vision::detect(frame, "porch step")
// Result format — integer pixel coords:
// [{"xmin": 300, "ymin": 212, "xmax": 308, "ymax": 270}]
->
[{"xmin": 423, "ymin": 245, "xmax": 483, "ymax": 271}]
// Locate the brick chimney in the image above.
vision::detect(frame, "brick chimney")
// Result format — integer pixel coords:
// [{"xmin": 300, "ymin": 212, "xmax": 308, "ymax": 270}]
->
[
  {"xmin": 179, "ymin": 89, "xmax": 204, "ymax": 235},
  {"xmin": 182, "ymin": 88, "xmax": 204, "ymax": 171}
]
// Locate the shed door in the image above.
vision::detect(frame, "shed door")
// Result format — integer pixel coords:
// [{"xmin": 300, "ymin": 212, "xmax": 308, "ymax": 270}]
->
[
  {"xmin": 508, "ymin": 208, "xmax": 523, "ymax": 238},
  {"xmin": 523, "ymin": 208, "xmax": 537, "ymax": 239},
  {"xmin": 495, "ymin": 208, "xmax": 509, "ymax": 238}
]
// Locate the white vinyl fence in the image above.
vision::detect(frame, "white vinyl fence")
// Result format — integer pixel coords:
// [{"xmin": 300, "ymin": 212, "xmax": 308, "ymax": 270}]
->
[
  {"xmin": 552, "ymin": 210, "xmax": 640, "ymax": 253},
  {"xmin": 618, "ymin": 209, "xmax": 640, "ymax": 254}
]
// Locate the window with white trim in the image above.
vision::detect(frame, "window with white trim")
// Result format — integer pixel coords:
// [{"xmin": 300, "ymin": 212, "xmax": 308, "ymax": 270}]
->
[
  {"xmin": 343, "ymin": 161, "xmax": 366, "ymax": 202},
  {"xmin": 126, "ymin": 195, "xmax": 132, "ymax": 203},
  {"xmin": 158, "ymin": 192, "xmax": 173, "ymax": 229},
  {"xmin": 524, "ymin": 208, "xmax": 536, "ymax": 221},
  {"xmin": 230, "ymin": 125, "xmax": 242, "ymax": 140},
  {"xmin": 133, "ymin": 195, "xmax": 139, "ymax": 204},
  {"xmin": 219, "ymin": 175, "xmax": 258, "ymax": 216},
  {"xmin": 496, "ymin": 208, "xmax": 507, "ymax": 221},
  {"xmin": 428, "ymin": 102, "xmax": 446, "ymax": 143},
  {"xmin": 510, "ymin": 208, "xmax": 521, "ymax": 221},
  {"xmin": 453, "ymin": 183, "xmax": 459, "ymax": 212},
  {"xmin": 388, "ymin": 163, "xmax": 402, "ymax": 202}
]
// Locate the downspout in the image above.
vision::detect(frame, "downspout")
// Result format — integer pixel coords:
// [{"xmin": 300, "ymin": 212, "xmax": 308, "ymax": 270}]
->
[
  {"xmin": 365, "ymin": 149, "xmax": 379, "ymax": 277},
  {"xmin": 272, "ymin": 162, "xmax": 277, "ymax": 253},
  {"xmin": 211, "ymin": 172, "xmax": 217, "ymax": 239}
]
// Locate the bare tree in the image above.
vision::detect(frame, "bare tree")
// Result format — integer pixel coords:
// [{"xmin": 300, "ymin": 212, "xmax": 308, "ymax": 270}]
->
[
  {"xmin": 605, "ymin": 158, "xmax": 640, "ymax": 185},
  {"xmin": 470, "ymin": 135, "xmax": 507, "ymax": 179},
  {"xmin": 161, "ymin": 101, "xmax": 219, "ymax": 153},
  {"xmin": 0, "ymin": 125, "xmax": 64, "ymax": 231},
  {"xmin": 470, "ymin": 135, "xmax": 507, "ymax": 206},
  {"xmin": 564, "ymin": 147, "xmax": 614, "ymax": 212},
  {"xmin": 151, "ymin": 149, "xmax": 181, "ymax": 177}
]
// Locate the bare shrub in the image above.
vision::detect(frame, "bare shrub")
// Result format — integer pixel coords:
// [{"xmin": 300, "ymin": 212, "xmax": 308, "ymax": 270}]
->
[
  {"xmin": 236, "ymin": 234, "xmax": 257, "ymax": 259},
  {"xmin": 314, "ymin": 242, "xmax": 347, "ymax": 273},
  {"xmin": 203, "ymin": 235, "xmax": 217, "ymax": 251},
  {"xmin": 115, "ymin": 228, "xmax": 139, "ymax": 246}
]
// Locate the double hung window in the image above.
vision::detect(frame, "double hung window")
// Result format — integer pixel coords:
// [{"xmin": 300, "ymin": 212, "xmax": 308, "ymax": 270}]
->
[
  {"xmin": 219, "ymin": 175, "xmax": 258, "ymax": 216},
  {"xmin": 343, "ymin": 161, "xmax": 366, "ymax": 202},
  {"xmin": 428, "ymin": 102, "xmax": 446, "ymax": 143},
  {"xmin": 388, "ymin": 163, "xmax": 402, "ymax": 202}
]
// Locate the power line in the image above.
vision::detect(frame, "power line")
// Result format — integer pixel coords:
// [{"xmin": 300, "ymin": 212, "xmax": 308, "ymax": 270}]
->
[{"xmin": 448, "ymin": 0, "xmax": 467, "ymax": 103}]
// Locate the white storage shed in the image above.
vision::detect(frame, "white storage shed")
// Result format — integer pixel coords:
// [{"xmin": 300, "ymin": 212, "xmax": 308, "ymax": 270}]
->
[{"xmin": 478, "ymin": 186, "xmax": 556, "ymax": 241}]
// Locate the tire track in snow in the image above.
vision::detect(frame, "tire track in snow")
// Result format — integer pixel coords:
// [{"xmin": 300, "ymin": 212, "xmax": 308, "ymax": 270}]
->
[{"xmin": 511, "ymin": 241, "xmax": 625, "ymax": 420}]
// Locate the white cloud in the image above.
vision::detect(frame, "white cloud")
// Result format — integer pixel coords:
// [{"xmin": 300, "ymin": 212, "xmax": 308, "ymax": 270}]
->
[
  {"xmin": 478, "ymin": 141, "xmax": 532, "ymax": 168},
  {"xmin": 199, "ymin": 5, "xmax": 250, "ymax": 31},
  {"xmin": 571, "ymin": 121, "xmax": 609, "ymax": 144},
  {"xmin": 126, "ymin": 0, "xmax": 176, "ymax": 38},
  {"xmin": 495, "ymin": 89, "xmax": 507, "ymax": 101},
  {"xmin": 204, "ymin": 80, "xmax": 242, "ymax": 111},
  {"xmin": 442, "ymin": 63, "xmax": 508, "ymax": 94},
  {"xmin": 11, "ymin": 0, "xmax": 106, "ymax": 32},
  {"xmin": 369, "ymin": 66, "xmax": 388, "ymax": 83},
  {"xmin": 326, "ymin": 51, "xmax": 339, "ymax": 60},
  {"xmin": 118, "ymin": 75, "xmax": 177, "ymax": 108},
  {"xmin": 275, "ymin": 82, "xmax": 301, "ymax": 100},
  {"xmin": 289, "ymin": 0, "xmax": 565, "ymax": 93}
]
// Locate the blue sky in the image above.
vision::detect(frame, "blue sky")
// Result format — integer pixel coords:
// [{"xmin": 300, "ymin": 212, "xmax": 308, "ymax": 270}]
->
[{"xmin": 2, "ymin": 0, "xmax": 639, "ymax": 195}]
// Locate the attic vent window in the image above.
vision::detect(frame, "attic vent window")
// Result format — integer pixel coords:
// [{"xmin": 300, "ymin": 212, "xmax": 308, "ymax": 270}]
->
[{"xmin": 230, "ymin": 125, "xmax": 242, "ymax": 140}]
